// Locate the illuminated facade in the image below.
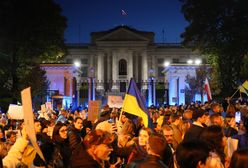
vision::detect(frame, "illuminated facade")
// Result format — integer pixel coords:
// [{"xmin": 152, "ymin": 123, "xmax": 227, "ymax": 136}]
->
[{"xmin": 42, "ymin": 26, "xmax": 207, "ymax": 108}]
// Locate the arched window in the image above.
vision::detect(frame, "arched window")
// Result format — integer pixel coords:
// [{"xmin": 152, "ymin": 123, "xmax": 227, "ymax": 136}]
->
[{"xmin": 119, "ymin": 59, "xmax": 127, "ymax": 75}]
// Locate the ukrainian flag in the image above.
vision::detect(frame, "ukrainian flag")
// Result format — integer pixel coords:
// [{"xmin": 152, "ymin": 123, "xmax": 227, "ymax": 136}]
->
[
  {"xmin": 122, "ymin": 78, "xmax": 153, "ymax": 128},
  {"xmin": 239, "ymin": 80, "xmax": 248, "ymax": 96}
]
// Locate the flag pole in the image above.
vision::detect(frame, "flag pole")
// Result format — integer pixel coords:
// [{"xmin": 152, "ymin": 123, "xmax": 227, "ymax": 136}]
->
[
  {"xmin": 230, "ymin": 88, "xmax": 239, "ymax": 99},
  {"xmin": 239, "ymin": 90, "xmax": 242, "ymax": 99},
  {"xmin": 118, "ymin": 93, "xmax": 127, "ymax": 132}
]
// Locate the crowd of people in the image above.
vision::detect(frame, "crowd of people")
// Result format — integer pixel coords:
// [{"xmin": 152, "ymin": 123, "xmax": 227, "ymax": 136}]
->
[{"xmin": 0, "ymin": 100, "xmax": 248, "ymax": 168}]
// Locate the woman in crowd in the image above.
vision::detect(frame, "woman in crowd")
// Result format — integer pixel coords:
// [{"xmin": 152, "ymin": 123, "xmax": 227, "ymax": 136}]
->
[
  {"xmin": 200, "ymin": 125, "xmax": 226, "ymax": 168},
  {"xmin": 176, "ymin": 139, "xmax": 211, "ymax": 168},
  {"xmin": 49, "ymin": 122, "xmax": 70, "ymax": 167},
  {"xmin": 126, "ymin": 127, "xmax": 153, "ymax": 164}
]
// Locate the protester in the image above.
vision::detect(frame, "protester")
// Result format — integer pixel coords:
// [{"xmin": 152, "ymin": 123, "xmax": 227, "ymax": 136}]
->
[
  {"xmin": 68, "ymin": 117, "xmax": 84, "ymax": 152},
  {"xmin": 127, "ymin": 133, "xmax": 168, "ymax": 168},
  {"xmin": 70, "ymin": 129, "xmax": 114, "ymax": 167},
  {"xmin": 49, "ymin": 122, "xmax": 70, "ymax": 167},
  {"xmin": 169, "ymin": 113, "xmax": 183, "ymax": 149},
  {"xmin": 33, "ymin": 119, "xmax": 54, "ymax": 167},
  {"xmin": 126, "ymin": 127, "xmax": 153, "ymax": 164},
  {"xmin": 161, "ymin": 125, "xmax": 176, "ymax": 167},
  {"xmin": 199, "ymin": 125, "xmax": 226, "ymax": 168},
  {"xmin": 81, "ymin": 119, "xmax": 92, "ymax": 138},
  {"xmin": 175, "ymin": 139, "xmax": 211, "ymax": 168},
  {"xmin": 2, "ymin": 125, "xmax": 29, "ymax": 167},
  {"xmin": 184, "ymin": 108, "xmax": 207, "ymax": 141}
]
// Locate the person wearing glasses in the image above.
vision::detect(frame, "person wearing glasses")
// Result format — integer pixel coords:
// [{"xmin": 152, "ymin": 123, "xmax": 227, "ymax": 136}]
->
[{"xmin": 48, "ymin": 122, "xmax": 70, "ymax": 167}]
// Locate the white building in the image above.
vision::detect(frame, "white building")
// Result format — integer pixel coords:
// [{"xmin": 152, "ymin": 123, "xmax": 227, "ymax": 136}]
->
[{"xmin": 41, "ymin": 26, "xmax": 206, "ymax": 109}]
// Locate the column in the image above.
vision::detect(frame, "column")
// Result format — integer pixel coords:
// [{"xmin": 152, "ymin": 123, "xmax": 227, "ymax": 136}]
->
[
  {"xmin": 88, "ymin": 77, "xmax": 95, "ymax": 101},
  {"xmin": 97, "ymin": 52, "xmax": 104, "ymax": 91},
  {"xmin": 127, "ymin": 50, "xmax": 133, "ymax": 80},
  {"xmin": 107, "ymin": 52, "xmax": 112, "ymax": 81},
  {"xmin": 169, "ymin": 76, "xmax": 179, "ymax": 105},
  {"xmin": 112, "ymin": 51, "xmax": 118, "ymax": 91},
  {"xmin": 141, "ymin": 51, "xmax": 148, "ymax": 90},
  {"xmin": 75, "ymin": 76, "xmax": 81, "ymax": 106},
  {"xmin": 65, "ymin": 76, "xmax": 74, "ymax": 99}
]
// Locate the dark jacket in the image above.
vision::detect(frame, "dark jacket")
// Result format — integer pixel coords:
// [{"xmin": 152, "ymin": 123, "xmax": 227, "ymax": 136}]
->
[
  {"xmin": 49, "ymin": 140, "xmax": 71, "ymax": 168},
  {"xmin": 183, "ymin": 124, "xmax": 204, "ymax": 142},
  {"xmin": 127, "ymin": 140, "xmax": 147, "ymax": 164},
  {"xmin": 127, "ymin": 154, "xmax": 168, "ymax": 168},
  {"xmin": 33, "ymin": 133, "xmax": 54, "ymax": 167},
  {"xmin": 70, "ymin": 146, "xmax": 101, "ymax": 168},
  {"xmin": 68, "ymin": 125, "xmax": 83, "ymax": 152},
  {"xmin": 233, "ymin": 133, "xmax": 248, "ymax": 149}
]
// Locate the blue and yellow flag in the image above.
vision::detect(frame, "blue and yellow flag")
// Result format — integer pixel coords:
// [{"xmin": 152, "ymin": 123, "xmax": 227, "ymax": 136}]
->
[
  {"xmin": 122, "ymin": 78, "xmax": 153, "ymax": 128},
  {"xmin": 239, "ymin": 80, "xmax": 248, "ymax": 96}
]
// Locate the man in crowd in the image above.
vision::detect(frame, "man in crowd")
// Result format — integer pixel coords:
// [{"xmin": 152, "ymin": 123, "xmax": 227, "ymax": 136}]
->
[{"xmin": 184, "ymin": 108, "xmax": 207, "ymax": 141}]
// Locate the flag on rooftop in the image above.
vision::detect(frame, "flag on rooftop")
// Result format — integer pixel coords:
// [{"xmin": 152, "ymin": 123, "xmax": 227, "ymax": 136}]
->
[
  {"xmin": 239, "ymin": 80, "xmax": 248, "ymax": 96},
  {"xmin": 121, "ymin": 9, "xmax": 128, "ymax": 16},
  {"xmin": 122, "ymin": 78, "xmax": 153, "ymax": 128}
]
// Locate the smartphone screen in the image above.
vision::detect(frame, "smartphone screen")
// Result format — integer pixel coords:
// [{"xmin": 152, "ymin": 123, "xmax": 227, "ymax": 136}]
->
[{"xmin": 235, "ymin": 111, "xmax": 241, "ymax": 124}]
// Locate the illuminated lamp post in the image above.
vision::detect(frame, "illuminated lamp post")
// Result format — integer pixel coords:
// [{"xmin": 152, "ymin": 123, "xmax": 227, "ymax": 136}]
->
[
  {"xmin": 74, "ymin": 61, "xmax": 82, "ymax": 106},
  {"xmin": 163, "ymin": 61, "xmax": 170, "ymax": 105},
  {"xmin": 148, "ymin": 68, "xmax": 156, "ymax": 106}
]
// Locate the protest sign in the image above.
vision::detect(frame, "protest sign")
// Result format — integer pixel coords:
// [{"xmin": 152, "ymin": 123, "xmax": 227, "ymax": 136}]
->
[
  {"xmin": 107, "ymin": 95, "xmax": 123, "ymax": 108},
  {"xmin": 21, "ymin": 87, "xmax": 45, "ymax": 161},
  {"xmin": 7, "ymin": 104, "xmax": 24, "ymax": 120},
  {"xmin": 88, "ymin": 100, "xmax": 101, "ymax": 122},
  {"xmin": 45, "ymin": 102, "xmax": 52, "ymax": 110}
]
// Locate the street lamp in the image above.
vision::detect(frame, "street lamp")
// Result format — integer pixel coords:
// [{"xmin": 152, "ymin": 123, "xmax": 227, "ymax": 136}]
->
[
  {"xmin": 195, "ymin": 59, "xmax": 202, "ymax": 65},
  {"xmin": 74, "ymin": 61, "xmax": 81, "ymax": 68},
  {"xmin": 187, "ymin": 59, "xmax": 193, "ymax": 64},
  {"xmin": 148, "ymin": 68, "xmax": 156, "ymax": 106},
  {"xmin": 164, "ymin": 61, "xmax": 170, "ymax": 67},
  {"xmin": 73, "ymin": 61, "xmax": 82, "ymax": 107}
]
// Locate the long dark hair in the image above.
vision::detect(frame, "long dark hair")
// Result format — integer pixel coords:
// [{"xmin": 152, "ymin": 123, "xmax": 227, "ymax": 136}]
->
[
  {"xmin": 52, "ymin": 122, "xmax": 67, "ymax": 143},
  {"xmin": 200, "ymin": 125, "xmax": 225, "ymax": 164}
]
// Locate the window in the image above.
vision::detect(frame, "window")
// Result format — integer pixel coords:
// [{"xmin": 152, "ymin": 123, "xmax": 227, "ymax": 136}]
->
[
  {"xmin": 172, "ymin": 58, "xmax": 179, "ymax": 63},
  {"xmin": 158, "ymin": 67, "xmax": 164, "ymax": 77},
  {"xmin": 157, "ymin": 58, "xmax": 164, "ymax": 65},
  {"xmin": 80, "ymin": 67, "xmax": 88, "ymax": 77},
  {"xmin": 66, "ymin": 59, "xmax": 73, "ymax": 64},
  {"xmin": 119, "ymin": 59, "xmax": 127, "ymax": 75},
  {"xmin": 81, "ymin": 58, "xmax": 88, "ymax": 64},
  {"xmin": 120, "ymin": 82, "xmax": 126, "ymax": 92}
]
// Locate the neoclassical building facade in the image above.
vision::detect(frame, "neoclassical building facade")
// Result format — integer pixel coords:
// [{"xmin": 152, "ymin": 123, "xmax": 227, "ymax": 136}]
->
[{"xmin": 41, "ymin": 26, "xmax": 205, "ymax": 108}]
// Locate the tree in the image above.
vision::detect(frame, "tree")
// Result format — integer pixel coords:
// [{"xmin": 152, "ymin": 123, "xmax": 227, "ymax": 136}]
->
[
  {"xmin": 180, "ymin": 0, "xmax": 248, "ymax": 97},
  {"xmin": 0, "ymin": 0, "xmax": 67, "ymax": 111}
]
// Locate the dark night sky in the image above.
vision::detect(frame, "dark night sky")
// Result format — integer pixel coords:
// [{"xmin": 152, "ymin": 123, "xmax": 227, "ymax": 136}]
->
[{"xmin": 56, "ymin": 0, "xmax": 188, "ymax": 43}]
